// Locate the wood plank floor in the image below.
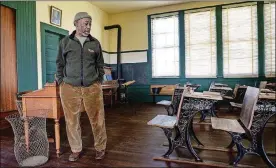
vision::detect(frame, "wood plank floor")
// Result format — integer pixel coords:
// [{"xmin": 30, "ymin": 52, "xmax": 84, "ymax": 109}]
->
[{"xmin": 1, "ymin": 103, "xmax": 275, "ymax": 167}]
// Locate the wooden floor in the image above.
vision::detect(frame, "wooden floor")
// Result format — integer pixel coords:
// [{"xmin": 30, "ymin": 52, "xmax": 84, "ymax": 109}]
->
[{"xmin": 1, "ymin": 103, "xmax": 275, "ymax": 167}]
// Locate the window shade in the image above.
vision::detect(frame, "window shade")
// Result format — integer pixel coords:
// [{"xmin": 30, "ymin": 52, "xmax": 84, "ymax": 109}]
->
[
  {"xmin": 151, "ymin": 13, "xmax": 179, "ymax": 77},
  {"xmin": 185, "ymin": 8, "xmax": 217, "ymax": 78},
  {"xmin": 223, "ymin": 3, "xmax": 258, "ymax": 78},
  {"xmin": 264, "ymin": 2, "xmax": 275, "ymax": 77}
]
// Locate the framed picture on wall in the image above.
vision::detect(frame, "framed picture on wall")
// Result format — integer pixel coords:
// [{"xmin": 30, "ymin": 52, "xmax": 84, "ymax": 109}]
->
[{"xmin": 50, "ymin": 6, "xmax": 62, "ymax": 26}]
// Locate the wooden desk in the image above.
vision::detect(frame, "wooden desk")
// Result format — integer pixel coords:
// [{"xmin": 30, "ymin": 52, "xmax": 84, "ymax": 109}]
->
[
  {"xmin": 259, "ymin": 93, "xmax": 276, "ymax": 100},
  {"xmin": 102, "ymin": 82, "xmax": 119, "ymax": 107},
  {"xmin": 261, "ymin": 88, "xmax": 276, "ymax": 93},
  {"xmin": 121, "ymin": 80, "xmax": 136, "ymax": 103},
  {"xmin": 150, "ymin": 85, "xmax": 177, "ymax": 103},
  {"xmin": 214, "ymin": 83, "xmax": 228, "ymax": 87},
  {"xmin": 22, "ymin": 82, "xmax": 63, "ymax": 157}
]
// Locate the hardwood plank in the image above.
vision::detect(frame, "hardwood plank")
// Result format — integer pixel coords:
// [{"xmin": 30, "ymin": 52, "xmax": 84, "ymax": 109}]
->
[
  {"xmin": 153, "ymin": 156, "xmax": 254, "ymax": 167},
  {"xmin": 0, "ymin": 103, "xmax": 275, "ymax": 167}
]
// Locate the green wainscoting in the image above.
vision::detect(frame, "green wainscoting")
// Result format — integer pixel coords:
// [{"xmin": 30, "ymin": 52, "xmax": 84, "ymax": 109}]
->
[{"xmin": 0, "ymin": 1, "xmax": 37, "ymax": 92}]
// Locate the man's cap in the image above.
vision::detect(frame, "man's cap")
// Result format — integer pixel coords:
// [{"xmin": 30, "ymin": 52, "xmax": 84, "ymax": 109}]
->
[{"xmin": 74, "ymin": 12, "xmax": 92, "ymax": 24}]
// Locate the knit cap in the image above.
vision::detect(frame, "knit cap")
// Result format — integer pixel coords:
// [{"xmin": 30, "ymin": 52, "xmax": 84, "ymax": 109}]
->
[{"xmin": 74, "ymin": 12, "xmax": 91, "ymax": 24}]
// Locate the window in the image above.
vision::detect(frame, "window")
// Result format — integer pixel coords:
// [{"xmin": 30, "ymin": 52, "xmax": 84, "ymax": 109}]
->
[
  {"xmin": 264, "ymin": 2, "xmax": 275, "ymax": 77},
  {"xmin": 185, "ymin": 8, "xmax": 217, "ymax": 78},
  {"xmin": 223, "ymin": 3, "xmax": 258, "ymax": 78},
  {"xmin": 151, "ymin": 13, "xmax": 179, "ymax": 77}
]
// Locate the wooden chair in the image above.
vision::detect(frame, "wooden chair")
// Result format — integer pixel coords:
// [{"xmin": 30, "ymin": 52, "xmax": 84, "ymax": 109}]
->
[
  {"xmin": 223, "ymin": 84, "xmax": 240, "ymax": 100},
  {"xmin": 221, "ymin": 84, "xmax": 244, "ymax": 109},
  {"xmin": 147, "ymin": 89, "xmax": 186, "ymax": 157},
  {"xmin": 211, "ymin": 86, "xmax": 260, "ymax": 166},
  {"xmin": 259, "ymin": 81, "xmax": 267, "ymax": 89},
  {"xmin": 156, "ymin": 84, "xmax": 184, "ymax": 116},
  {"xmin": 208, "ymin": 81, "xmax": 215, "ymax": 91}
]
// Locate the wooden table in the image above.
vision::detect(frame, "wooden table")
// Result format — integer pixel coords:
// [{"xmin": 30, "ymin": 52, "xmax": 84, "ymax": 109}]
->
[{"xmin": 22, "ymin": 82, "xmax": 63, "ymax": 157}]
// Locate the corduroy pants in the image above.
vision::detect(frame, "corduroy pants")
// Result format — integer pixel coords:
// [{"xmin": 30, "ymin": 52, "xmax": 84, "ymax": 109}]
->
[{"xmin": 60, "ymin": 82, "xmax": 107, "ymax": 153}]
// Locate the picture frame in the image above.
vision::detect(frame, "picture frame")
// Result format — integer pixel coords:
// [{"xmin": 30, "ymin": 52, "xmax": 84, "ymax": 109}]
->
[{"xmin": 50, "ymin": 6, "xmax": 62, "ymax": 26}]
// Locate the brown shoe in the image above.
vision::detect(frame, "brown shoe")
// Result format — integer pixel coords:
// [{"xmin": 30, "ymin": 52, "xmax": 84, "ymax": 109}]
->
[
  {"xmin": 69, "ymin": 151, "xmax": 81, "ymax": 162},
  {"xmin": 95, "ymin": 150, "xmax": 105, "ymax": 160}
]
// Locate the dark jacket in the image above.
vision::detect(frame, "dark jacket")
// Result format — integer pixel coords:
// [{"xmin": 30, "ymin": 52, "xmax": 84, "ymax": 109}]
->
[{"xmin": 56, "ymin": 30, "xmax": 105, "ymax": 87}]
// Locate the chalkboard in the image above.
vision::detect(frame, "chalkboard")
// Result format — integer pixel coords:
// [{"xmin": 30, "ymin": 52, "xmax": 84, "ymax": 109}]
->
[{"xmin": 122, "ymin": 63, "xmax": 149, "ymax": 85}]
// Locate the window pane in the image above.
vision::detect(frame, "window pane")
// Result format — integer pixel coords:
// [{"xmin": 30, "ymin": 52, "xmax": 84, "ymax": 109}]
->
[
  {"xmin": 152, "ymin": 47, "xmax": 179, "ymax": 77},
  {"xmin": 223, "ymin": 4, "xmax": 258, "ymax": 77},
  {"xmin": 151, "ymin": 14, "xmax": 179, "ymax": 77},
  {"xmin": 264, "ymin": 2, "xmax": 276, "ymax": 77},
  {"xmin": 185, "ymin": 8, "xmax": 217, "ymax": 78}
]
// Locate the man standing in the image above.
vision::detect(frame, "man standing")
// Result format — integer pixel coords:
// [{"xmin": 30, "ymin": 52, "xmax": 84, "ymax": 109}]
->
[{"xmin": 56, "ymin": 12, "xmax": 107, "ymax": 162}]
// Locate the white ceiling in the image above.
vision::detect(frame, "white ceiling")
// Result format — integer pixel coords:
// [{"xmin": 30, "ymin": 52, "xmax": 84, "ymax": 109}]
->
[{"xmin": 90, "ymin": 1, "xmax": 189, "ymax": 14}]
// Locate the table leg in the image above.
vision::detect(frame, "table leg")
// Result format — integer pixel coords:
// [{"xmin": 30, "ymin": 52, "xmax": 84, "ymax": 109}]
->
[
  {"xmin": 24, "ymin": 118, "xmax": 29, "ymax": 152},
  {"xmin": 55, "ymin": 119, "xmax": 60, "ymax": 157},
  {"xmin": 111, "ymin": 90, "xmax": 113, "ymax": 107},
  {"xmin": 124, "ymin": 86, "xmax": 128, "ymax": 103}
]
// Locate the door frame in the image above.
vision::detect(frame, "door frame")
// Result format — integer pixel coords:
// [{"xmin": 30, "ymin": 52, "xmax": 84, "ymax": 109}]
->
[{"xmin": 40, "ymin": 22, "xmax": 69, "ymax": 86}]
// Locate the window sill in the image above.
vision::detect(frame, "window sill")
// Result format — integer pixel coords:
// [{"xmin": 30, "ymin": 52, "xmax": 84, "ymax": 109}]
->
[
  {"xmin": 185, "ymin": 76, "xmax": 217, "ymax": 79},
  {"xmin": 151, "ymin": 76, "xmax": 180, "ymax": 79},
  {"xmin": 223, "ymin": 76, "xmax": 259, "ymax": 78},
  {"xmin": 265, "ymin": 76, "xmax": 276, "ymax": 78}
]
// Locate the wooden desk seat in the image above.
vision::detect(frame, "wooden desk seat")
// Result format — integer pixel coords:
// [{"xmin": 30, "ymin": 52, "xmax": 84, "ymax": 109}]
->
[
  {"xmin": 211, "ymin": 86, "xmax": 260, "ymax": 166},
  {"xmin": 156, "ymin": 100, "xmax": 172, "ymax": 106},
  {"xmin": 147, "ymin": 115, "xmax": 177, "ymax": 128},
  {"xmin": 211, "ymin": 117, "xmax": 245, "ymax": 133},
  {"xmin": 230, "ymin": 102, "xmax": 242, "ymax": 108}
]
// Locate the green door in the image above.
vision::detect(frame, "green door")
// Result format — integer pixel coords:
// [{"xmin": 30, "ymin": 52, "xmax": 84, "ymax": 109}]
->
[{"xmin": 45, "ymin": 31, "xmax": 64, "ymax": 83}]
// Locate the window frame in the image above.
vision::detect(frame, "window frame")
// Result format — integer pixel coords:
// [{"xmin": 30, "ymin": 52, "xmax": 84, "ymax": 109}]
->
[
  {"xmin": 184, "ymin": 7, "xmax": 217, "ymax": 78},
  {"xmin": 222, "ymin": 2, "xmax": 259, "ymax": 78},
  {"xmin": 264, "ymin": 2, "xmax": 276, "ymax": 78},
  {"xmin": 147, "ymin": 2, "xmax": 270, "ymax": 82},
  {"xmin": 150, "ymin": 12, "xmax": 181, "ymax": 78}
]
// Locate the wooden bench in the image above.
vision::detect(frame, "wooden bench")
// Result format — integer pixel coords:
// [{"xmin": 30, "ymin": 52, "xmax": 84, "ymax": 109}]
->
[{"xmin": 149, "ymin": 84, "xmax": 179, "ymax": 103}]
